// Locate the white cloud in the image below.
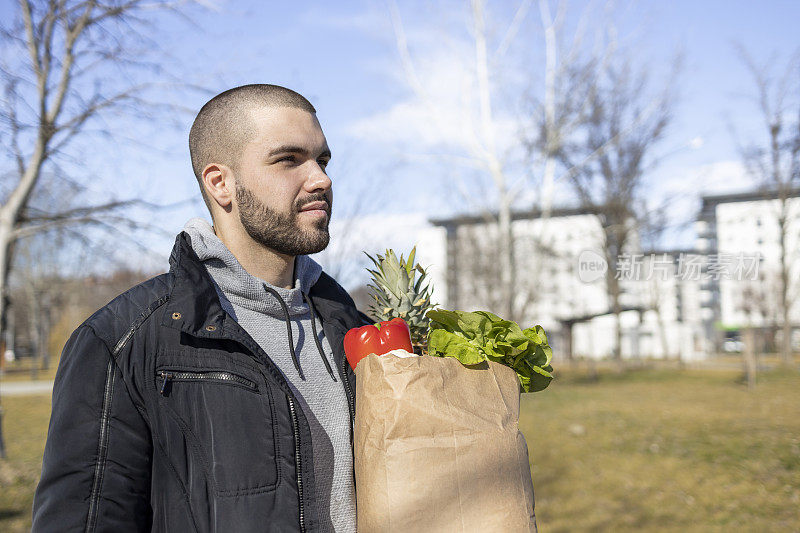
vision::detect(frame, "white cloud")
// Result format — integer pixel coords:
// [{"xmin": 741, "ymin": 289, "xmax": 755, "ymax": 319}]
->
[
  {"xmin": 653, "ymin": 160, "xmax": 754, "ymax": 209},
  {"xmin": 345, "ymin": 34, "xmax": 524, "ymax": 162},
  {"xmin": 689, "ymin": 160, "xmax": 754, "ymax": 194}
]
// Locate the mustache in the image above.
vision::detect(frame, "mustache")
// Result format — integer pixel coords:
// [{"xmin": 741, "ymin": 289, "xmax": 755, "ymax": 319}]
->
[{"xmin": 295, "ymin": 193, "xmax": 331, "ymax": 212}]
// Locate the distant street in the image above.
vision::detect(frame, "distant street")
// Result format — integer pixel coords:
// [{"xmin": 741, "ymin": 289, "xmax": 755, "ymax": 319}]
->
[{"xmin": 0, "ymin": 380, "xmax": 54, "ymax": 396}]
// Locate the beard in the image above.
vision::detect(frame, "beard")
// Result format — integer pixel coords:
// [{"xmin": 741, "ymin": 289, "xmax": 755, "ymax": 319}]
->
[{"xmin": 235, "ymin": 183, "xmax": 331, "ymax": 256}]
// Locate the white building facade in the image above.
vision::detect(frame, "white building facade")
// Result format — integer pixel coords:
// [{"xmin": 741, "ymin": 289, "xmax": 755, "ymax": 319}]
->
[
  {"xmin": 696, "ymin": 189, "xmax": 800, "ymax": 350},
  {"xmin": 428, "ymin": 188, "xmax": 800, "ymax": 361},
  {"xmin": 430, "ymin": 208, "xmax": 709, "ymax": 362},
  {"xmin": 330, "ymin": 188, "xmax": 799, "ymax": 361}
]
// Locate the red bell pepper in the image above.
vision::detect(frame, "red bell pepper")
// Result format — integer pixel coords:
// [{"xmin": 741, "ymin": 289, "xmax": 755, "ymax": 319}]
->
[{"xmin": 344, "ymin": 318, "xmax": 413, "ymax": 370}]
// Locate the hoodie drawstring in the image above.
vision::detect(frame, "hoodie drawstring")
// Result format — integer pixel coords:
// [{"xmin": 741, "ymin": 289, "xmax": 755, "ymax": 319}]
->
[
  {"xmin": 303, "ymin": 291, "xmax": 337, "ymax": 382},
  {"xmin": 263, "ymin": 284, "xmax": 305, "ymax": 380},
  {"xmin": 262, "ymin": 284, "xmax": 337, "ymax": 382}
]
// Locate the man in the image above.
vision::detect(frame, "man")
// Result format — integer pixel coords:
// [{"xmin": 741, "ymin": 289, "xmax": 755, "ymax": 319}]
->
[{"xmin": 32, "ymin": 84, "xmax": 369, "ymax": 532}]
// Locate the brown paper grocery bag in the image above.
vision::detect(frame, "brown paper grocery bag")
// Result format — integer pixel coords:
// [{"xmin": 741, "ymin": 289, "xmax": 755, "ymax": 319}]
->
[{"xmin": 354, "ymin": 353, "xmax": 536, "ymax": 533}]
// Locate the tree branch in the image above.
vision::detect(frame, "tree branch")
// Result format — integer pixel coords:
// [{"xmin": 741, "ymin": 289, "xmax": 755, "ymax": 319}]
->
[
  {"xmin": 52, "ymin": 83, "xmax": 145, "ymax": 138},
  {"xmin": 45, "ymin": 0, "xmax": 96, "ymax": 127},
  {"xmin": 4, "ymin": 80, "xmax": 27, "ymax": 177},
  {"xmin": 20, "ymin": 0, "xmax": 45, "ymax": 107}
]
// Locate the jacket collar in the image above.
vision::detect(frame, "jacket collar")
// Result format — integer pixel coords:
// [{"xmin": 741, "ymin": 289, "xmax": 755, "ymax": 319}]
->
[
  {"xmin": 161, "ymin": 231, "xmax": 359, "ymax": 341},
  {"xmin": 162, "ymin": 231, "xmax": 230, "ymax": 337},
  {"xmin": 161, "ymin": 231, "xmax": 360, "ymax": 396}
]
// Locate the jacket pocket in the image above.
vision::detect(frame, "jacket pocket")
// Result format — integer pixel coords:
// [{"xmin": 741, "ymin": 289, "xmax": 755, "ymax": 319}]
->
[
  {"xmin": 154, "ymin": 366, "xmax": 280, "ymax": 496},
  {"xmin": 157, "ymin": 369, "xmax": 259, "ymax": 395}
]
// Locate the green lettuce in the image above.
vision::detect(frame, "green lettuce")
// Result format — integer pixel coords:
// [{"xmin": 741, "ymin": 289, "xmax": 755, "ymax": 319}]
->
[{"xmin": 426, "ymin": 309, "xmax": 553, "ymax": 392}]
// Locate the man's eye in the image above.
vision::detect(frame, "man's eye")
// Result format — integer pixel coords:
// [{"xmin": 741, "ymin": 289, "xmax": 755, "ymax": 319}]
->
[
  {"xmin": 318, "ymin": 159, "xmax": 330, "ymax": 168},
  {"xmin": 277, "ymin": 156, "xmax": 296, "ymax": 164}
]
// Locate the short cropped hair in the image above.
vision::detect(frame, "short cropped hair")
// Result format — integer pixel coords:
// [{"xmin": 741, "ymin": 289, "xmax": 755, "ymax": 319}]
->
[{"xmin": 188, "ymin": 84, "xmax": 317, "ymax": 214}]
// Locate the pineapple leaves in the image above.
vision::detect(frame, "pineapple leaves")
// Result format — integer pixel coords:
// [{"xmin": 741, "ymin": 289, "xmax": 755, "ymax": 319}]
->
[
  {"xmin": 365, "ymin": 247, "xmax": 435, "ymax": 347},
  {"xmin": 405, "ymin": 246, "xmax": 416, "ymax": 276}
]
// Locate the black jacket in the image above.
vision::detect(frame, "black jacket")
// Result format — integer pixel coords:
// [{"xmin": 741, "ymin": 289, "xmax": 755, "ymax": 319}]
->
[{"xmin": 32, "ymin": 231, "xmax": 368, "ymax": 532}]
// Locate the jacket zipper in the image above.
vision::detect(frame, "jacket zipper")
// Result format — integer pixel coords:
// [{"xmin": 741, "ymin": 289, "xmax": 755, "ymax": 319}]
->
[
  {"xmin": 288, "ymin": 397, "xmax": 306, "ymax": 533},
  {"xmin": 338, "ymin": 355, "xmax": 355, "ymax": 428},
  {"xmin": 186, "ymin": 318, "xmax": 347, "ymax": 533},
  {"xmin": 157, "ymin": 369, "xmax": 258, "ymax": 395},
  {"xmin": 218, "ymin": 327, "xmax": 309, "ymax": 532}
]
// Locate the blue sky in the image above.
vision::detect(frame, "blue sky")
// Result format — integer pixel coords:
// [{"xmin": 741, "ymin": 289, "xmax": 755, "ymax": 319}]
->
[{"xmin": 3, "ymin": 0, "xmax": 800, "ymax": 283}]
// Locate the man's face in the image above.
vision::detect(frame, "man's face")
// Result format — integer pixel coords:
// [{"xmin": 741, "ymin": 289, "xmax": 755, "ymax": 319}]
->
[{"xmin": 233, "ymin": 106, "xmax": 333, "ymax": 257}]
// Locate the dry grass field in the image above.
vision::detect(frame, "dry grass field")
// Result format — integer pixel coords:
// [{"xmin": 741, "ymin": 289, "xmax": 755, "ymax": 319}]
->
[
  {"xmin": 0, "ymin": 363, "xmax": 798, "ymax": 532},
  {"xmin": 523, "ymin": 365, "xmax": 800, "ymax": 532},
  {"xmin": 0, "ymin": 394, "xmax": 52, "ymax": 533}
]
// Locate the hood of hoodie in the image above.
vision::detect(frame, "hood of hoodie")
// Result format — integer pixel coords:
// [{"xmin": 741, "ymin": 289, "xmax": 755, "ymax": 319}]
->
[{"xmin": 182, "ymin": 217, "xmax": 323, "ymax": 318}]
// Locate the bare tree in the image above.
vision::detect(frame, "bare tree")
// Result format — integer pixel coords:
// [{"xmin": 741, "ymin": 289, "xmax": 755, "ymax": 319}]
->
[
  {"xmin": 389, "ymin": 0, "xmax": 599, "ymax": 322},
  {"xmin": 14, "ymin": 232, "xmax": 60, "ymax": 379},
  {"xmin": 556, "ymin": 53, "xmax": 677, "ymax": 361},
  {"xmin": 311, "ymin": 154, "xmax": 388, "ymax": 290},
  {"xmin": 387, "ymin": 0, "xmax": 533, "ymax": 319},
  {"xmin": 739, "ymin": 273, "xmax": 775, "ymax": 389},
  {"xmin": 470, "ymin": 0, "xmax": 517, "ymax": 319},
  {"xmin": 526, "ymin": 0, "xmax": 598, "ymax": 219},
  {"xmin": 734, "ymin": 46, "xmax": 800, "ymax": 368},
  {"xmin": 638, "ymin": 208, "xmax": 675, "ymax": 362},
  {"xmin": 0, "ymin": 0, "xmax": 200, "ymax": 459}
]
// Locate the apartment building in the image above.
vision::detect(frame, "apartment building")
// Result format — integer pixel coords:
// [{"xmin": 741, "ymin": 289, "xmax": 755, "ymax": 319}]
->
[
  {"xmin": 428, "ymin": 188, "xmax": 800, "ymax": 361},
  {"xmin": 696, "ymin": 188, "xmax": 800, "ymax": 350},
  {"xmin": 429, "ymin": 207, "xmax": 710, "ymax": 361},
  {"xmin": 338, "ymin": 187, "xmax": 800, "ymax": 361}
]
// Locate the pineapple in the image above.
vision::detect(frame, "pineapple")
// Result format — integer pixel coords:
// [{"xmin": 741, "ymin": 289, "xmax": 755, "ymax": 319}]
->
[{"xmin": 365, "ymin": 246, "xmax": 435, "ymax": 354}]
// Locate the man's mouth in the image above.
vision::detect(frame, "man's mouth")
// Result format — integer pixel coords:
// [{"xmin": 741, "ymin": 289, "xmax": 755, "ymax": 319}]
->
[{"xmin": 298, "ymin": 200, "xmax": 329, "ymax": 216}]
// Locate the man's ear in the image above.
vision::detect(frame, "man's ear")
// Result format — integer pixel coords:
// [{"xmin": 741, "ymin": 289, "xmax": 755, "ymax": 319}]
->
[{"xmin": 203, "ymin": 163, "xmax": 234, "ymax": 212}]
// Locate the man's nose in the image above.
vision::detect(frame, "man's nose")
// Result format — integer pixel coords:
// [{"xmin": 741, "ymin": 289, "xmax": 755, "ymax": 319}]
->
[{"xmin": 303, "ymin": 163, "xmax": 332, "ymax": 192}]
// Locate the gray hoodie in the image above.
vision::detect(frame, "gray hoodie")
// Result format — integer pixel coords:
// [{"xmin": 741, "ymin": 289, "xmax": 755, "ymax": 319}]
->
[{"xmin": 183, "ymin": 217, "xmax": 355, "ymax": 533}]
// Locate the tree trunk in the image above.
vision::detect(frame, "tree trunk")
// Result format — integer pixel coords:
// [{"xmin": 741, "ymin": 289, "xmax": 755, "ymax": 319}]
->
[
  {"xmin": 0, "ymin": 240, "xmax": 8, "ymax": 459},
  {"xmin": 41, "ymin": 296, "xmax": 51, "ymax": 370},
  {"xmin": 0, "ymin": 176, "xmax": 27, "ymax": 460},
  {"xmin": 564, "ymin": 322, "xmax": 574, "ymax": 362},
  {"xmin": 778, "ymin": 201, "xmax": 794, "ymax": 367},
  {"xmin": 497, "ymin": 192, "xmax": 513, "ymax": 320},
  {"xmin": 0, "ymin": 227, "xmax": 9, "ymax": 458},
  {"xmin": 0, "ymin": 334, "xmax": 5, "ymax": 457},
  {"xmin": 0, "ymin": 226, "xmax": 11, "ymax": 362},
  {"xmin": 0, "ymin": 399, "xmax": 5, "ymax": 459},
  {"xmin": 614, "ymin": 310, "xmax": 622, "ymax": 364},
  {"xmin": 781, "ymin": 311, "xmax": 792, "ymax": 367},
  {"xmin": 539, "ymin": 0, "xmax": 557, "ymax": 221},
  {"xmin": 27, "ymin": 281, "xmax": 41, "ymax": 380},
  {"xmin": 658, "ymin": 314, "xmax": 670, "ymax": 360},
  {"xmin": 743, "ymin": 326, "xmax": 757, "ymax": 389},
  {"xmin": 608, "ymin": 261, "xmax": 623, "ymax": 362},
  {"xmin": 472, "ymin": 0, "xmax": 514, "ymax": 320}
]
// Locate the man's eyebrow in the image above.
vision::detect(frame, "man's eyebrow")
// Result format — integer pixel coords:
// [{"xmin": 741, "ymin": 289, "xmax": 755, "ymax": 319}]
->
[{"xmin": 267, "ymin": 145, "xmax": 332, "ymax": 159}]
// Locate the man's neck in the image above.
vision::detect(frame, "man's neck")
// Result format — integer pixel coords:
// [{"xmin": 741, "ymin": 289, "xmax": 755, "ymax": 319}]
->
[{"xmin": 213, "ymin": 224, "xmax": 295, "ymax": 289}]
